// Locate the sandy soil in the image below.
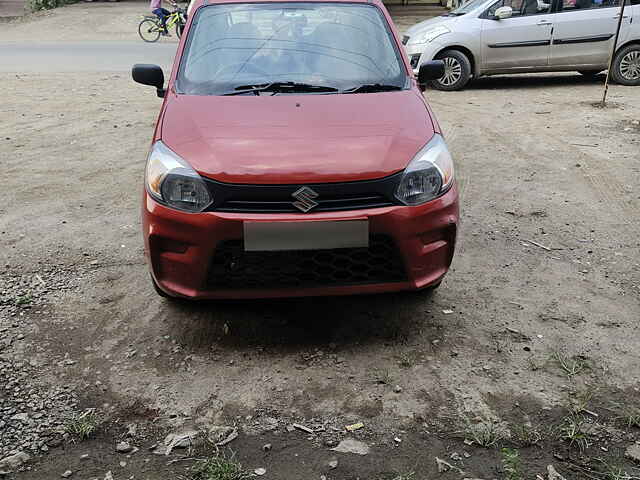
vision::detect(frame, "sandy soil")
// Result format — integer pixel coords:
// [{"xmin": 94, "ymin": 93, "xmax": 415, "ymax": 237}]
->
[{"xmin": 1, "ymin": 2, "xmax": 640, "ymax": 479}]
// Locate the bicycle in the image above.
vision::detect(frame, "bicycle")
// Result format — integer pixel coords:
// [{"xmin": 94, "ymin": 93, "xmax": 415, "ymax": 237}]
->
[{"xmin": 138, "ymin": 2, "xmax": 186, "ymax": 43}]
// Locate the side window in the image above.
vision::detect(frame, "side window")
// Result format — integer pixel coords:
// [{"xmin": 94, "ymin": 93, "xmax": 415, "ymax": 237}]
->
[
  {"xmin": 486, "ymin": 0, "xmax": 521, "ymax": 16},
  {"xmin": 486, "ymin": 0, "xmax": 550, "ymax": 16},
  {"xmin": 556, "ymin": 0, "xmax": 620, "ymax": 11}
]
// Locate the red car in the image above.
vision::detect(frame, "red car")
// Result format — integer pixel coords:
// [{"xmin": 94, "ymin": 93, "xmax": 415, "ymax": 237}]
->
[{"xmin": 133, "ymin": 0, "xmax": 459, "ymax": 299}]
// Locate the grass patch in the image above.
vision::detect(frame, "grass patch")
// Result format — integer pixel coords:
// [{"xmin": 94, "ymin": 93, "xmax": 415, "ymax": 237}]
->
[
  {"xmin": 622, "ymin": 410, "xmax": 640, "ymax": 429},
  {"xmin": 29, "ymin": 0, "xmax": 78, "ymax": 11},
  {"xmin": 501, "ymin": 448, "xmax": 522, "ymax": 480},
  {"xmin": 190, "ymin": 454, "xmax": 251, "ymax": 480},
  {"xmin": 596, "ymin": 458, "xmax": 640, "ymax": 480},
  {"xmin": 527, "ymin": 357, "xmax": 541, "ymax": 371},
  {"xmin": 381, "ymin": 472, "xmax": 415, "ymax": 480},
  {"xmin": 569, "ymin": 389, "xmax": 597, "ymax": 415},
  {"xmin": 557, "ymin": 413, "xmax": 592, "ymax": 452},
  {"xmin": 373, "ymin": 368, "xmax": 393, "ymax": 385},
  {"xmin": 612, "ymin": 403, "xmax": 640, "ymax": 429},
  {"xmin": 390, "ymin": 473, "xmax": 415, "ymax": 480},
  {"xmin": 65, "ymin": 410, "xmax": 99, "ymax": 440},
  {"xmin": 464, "ymin": 418, "xmax": 509, "ymax": 448},
  {"xmin": 397, "ymin": 353, "xmax": 414, "ymax": 369},
  {"xmin": 552, "ymin": 351, "xmax": 589, "ymax": 378},
  {"xmin": 14, "ymin": 295, "xmax": 33, "ymax": 306},
  {"xmin": 511, "ymin": 423, "xmax": 542, "ymax": 447}
]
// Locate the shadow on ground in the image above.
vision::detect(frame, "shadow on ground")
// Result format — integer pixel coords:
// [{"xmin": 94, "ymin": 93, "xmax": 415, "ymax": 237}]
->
[
  {"xmin": 161, "ymin": 288, "xmax": 444, "ymax": 351},
  {"xmin": 463, "ymin": 72, "xmax": 606, "ymax": 91}
]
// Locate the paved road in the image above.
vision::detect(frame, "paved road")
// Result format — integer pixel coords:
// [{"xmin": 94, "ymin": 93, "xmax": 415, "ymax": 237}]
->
[{"xmin": 0, "ymin": 41, "xmax": 177, "ymax": 72}]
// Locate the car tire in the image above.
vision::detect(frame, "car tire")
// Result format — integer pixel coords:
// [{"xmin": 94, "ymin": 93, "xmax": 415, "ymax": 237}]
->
[
  {"xmin": 429, "ymin": 50, "xmax": 472, "ymax": 91},
  {"xmin": 577, "ymin": 69, "xmax": 603, "ymax": 77},
  {"xmin": 611, "ymin": 45, "xmax": 640, "ymax": 86}
]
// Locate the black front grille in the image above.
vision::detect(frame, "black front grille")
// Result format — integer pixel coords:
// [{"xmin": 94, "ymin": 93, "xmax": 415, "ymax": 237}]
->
[
  {"xmin": 202, "ymin": 172, "xmax": 403, "ymax": 214},
  {"xmin": 207, "ymin": 235, "xmax": 407, "ymax": 289},
  {"xmin": 220, "ymin": 194, "xmax": 391, "ymax": 213}
]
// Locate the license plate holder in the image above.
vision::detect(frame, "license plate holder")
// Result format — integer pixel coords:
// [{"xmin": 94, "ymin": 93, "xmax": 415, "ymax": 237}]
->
[{"xmin": 243, "ymin": 220, "xmax": 369, "ymax": 252}]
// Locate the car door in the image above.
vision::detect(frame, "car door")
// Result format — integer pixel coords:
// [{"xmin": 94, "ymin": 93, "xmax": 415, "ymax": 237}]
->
[
  {"xmin": 481, "ymin": 0, "xmax": 554, "ymax": 70},
  {"xmin": 549, "ymin": 0, "xmax": 632, "ymax": 67}
]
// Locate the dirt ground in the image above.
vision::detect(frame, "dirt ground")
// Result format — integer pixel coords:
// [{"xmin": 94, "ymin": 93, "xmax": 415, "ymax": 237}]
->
[
  {"xmin": 1, "ymin": 2, "xmax": 640, "ymax": 480},
  {"xmin": 0, "ymin": 0, "xmax": 27, "ymax": 18}
]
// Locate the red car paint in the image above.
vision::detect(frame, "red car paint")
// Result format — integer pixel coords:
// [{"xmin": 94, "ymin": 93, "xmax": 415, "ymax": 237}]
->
[
  {"xmin": 142, "ymin": 0, "xmax": 459, "ymax": 299},
  {"xmin": 161, "ymin": 91, "xmax": 437, "ymax": 184}
]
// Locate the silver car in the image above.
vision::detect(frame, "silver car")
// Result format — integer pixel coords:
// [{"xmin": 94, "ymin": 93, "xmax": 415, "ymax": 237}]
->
[{"xmin": 404, "ymin": 0, "xmax": 640, "ymax": 90}]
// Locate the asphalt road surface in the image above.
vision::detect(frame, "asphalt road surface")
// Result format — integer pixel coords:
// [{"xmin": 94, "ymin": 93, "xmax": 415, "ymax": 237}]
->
[{"xmin": 0, "ymin": 41, "xmax": 177, "ymax": 72}]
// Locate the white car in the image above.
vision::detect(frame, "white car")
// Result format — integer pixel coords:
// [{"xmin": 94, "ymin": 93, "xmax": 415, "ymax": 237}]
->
[{"xmin": 404, "ymin": 0, "xmax": 640, "ymax": 90}]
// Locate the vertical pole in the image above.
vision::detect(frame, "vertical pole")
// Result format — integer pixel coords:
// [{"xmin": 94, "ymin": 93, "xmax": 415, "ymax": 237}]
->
[{"xmin": 601, "ymin": 0, "xmax": 627, "ymax": 106}]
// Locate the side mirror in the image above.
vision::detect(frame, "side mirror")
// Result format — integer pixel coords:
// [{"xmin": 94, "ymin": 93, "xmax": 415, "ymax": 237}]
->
[
  {"xmin": 418, "ymin": 60, "xmax": 445, "ymax": 89},
  {"xmin": 132, "ymin": 64, "xmax": 165, "ymax": 98},
  {"xmin": 493, "ymin": 6, "xmax": 513, "ymax": 19}
]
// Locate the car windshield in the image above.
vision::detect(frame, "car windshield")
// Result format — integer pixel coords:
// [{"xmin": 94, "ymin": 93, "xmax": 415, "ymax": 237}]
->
[
  {"xmin": 177, "ymin": 2, "xmax": 408, "ymax": 95},
  {"xmin": 449, "ymin": 0, "xmax": 488, "ymax": 14}
]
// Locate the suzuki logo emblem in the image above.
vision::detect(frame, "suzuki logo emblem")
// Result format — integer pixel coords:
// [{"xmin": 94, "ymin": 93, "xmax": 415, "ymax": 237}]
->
[{"xmin": 292, "ymin": 186, "xmax": 319, "ymax": 213}]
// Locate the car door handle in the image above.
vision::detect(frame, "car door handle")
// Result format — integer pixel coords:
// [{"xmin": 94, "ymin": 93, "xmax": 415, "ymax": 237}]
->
[
  {"xmin": 613, "ymin": 14, "xmax": 629, "ymax": 18},
  {"xmin": 537, "ymin": 20, "xmax": 552, "ymax": 25}
]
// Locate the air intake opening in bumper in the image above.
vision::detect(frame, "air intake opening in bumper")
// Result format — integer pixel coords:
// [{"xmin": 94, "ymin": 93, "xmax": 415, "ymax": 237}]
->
[{"xmin": 207, "ymin": 235, "xmax": 407, "ymax": 289}]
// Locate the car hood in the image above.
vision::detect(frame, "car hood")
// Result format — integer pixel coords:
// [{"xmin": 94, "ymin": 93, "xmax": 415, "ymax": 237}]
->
[
  {"xmin": 160, "ymin": 91, "xmax": 435, "ymax": 184},
  {"xmin": 405, "ymin": 15, "xmax": 460, "ymax": 38}
]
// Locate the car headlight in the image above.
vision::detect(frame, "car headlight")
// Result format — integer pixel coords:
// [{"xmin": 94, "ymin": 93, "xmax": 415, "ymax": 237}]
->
[
  {"xmin": 395, "ymin": 134, "xmax": 454, "ymax": 206},
  {"xmin": 145, "ymin": 141, "xmax": 212, "ymax": 213},
  {"xmin": 407, "ymin": 25, "xmax": 451, "ymax": 45}
]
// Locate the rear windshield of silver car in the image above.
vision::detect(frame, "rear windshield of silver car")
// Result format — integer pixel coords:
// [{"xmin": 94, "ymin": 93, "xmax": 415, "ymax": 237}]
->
[{"xmin": 176, "ymin": 2, "xmax": 408, "ymax": 95}]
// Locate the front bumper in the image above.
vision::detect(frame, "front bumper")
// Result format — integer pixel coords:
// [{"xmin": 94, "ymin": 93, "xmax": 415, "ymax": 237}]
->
[
  {"xmin": 405, "ymin": 40, "xmax": 448, "ymax": 75},
  {"xmin": 143, "ymin": 184, "xmax": 459, "ymax": 299}
]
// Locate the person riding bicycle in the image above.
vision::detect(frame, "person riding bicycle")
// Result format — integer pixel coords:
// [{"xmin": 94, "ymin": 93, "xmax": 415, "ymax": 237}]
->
[{"xmin": 150, "ymin": 0, "xmax": 171, "ymax": 36}]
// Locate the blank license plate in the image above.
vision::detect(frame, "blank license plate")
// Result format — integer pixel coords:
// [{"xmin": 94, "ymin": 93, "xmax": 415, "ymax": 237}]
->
[{"xmin": 243, "ymin": 220, "xmax": 369, "ymax": 252}]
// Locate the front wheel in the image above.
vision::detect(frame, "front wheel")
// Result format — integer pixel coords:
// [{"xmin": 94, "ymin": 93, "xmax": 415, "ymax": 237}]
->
[
  {"xmin": 428, "ymin": 50, "xmax": 472, "ymax": 91},
  {"xmin": 611, "ymin": 45, "xmax": 640, "ymax": 86},
  {"xmin": 138, "ymin": 18, "xmax": 161, "ymax": 43},
  {"xmin": 176, "ymin": 22, "xmax": 185, "ymax": 38}
]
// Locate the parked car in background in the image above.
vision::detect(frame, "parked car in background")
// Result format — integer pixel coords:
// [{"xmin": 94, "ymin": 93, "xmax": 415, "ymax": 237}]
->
[
  {"xmin": 133, "ymin": 0, "xmax": 458, "ymax": 300},
  {"xmin": 404, "ymin": 0, "xmax": 640, "ymax": 90}
]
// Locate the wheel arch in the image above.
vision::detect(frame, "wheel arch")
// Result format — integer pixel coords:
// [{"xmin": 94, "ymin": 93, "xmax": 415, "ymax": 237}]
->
[
  {"xmin": 611, "ymin": 39, "xmax": 640, "ymax": 85},
  {"xmin": 616, "ymin": 39, "xmax": 640, "ymax": 55},
  {"xmin": 434, "ymin": 45, "xmax": 478, "ymax": 77}
]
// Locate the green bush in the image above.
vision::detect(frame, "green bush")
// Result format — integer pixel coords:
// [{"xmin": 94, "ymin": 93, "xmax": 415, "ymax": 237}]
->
[{"xmin": 30, "ymin": 0, "xmax": 78, "ymax": 12}]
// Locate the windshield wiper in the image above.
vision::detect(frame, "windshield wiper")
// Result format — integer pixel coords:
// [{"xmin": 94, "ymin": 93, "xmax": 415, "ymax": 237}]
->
[
  {"xmin": 222, "ymin": 82, "xmax": 340, "ymax": 96},
  {"xmin": 340, "ymin": 83, "xmax": 403, "ymax": 94}
]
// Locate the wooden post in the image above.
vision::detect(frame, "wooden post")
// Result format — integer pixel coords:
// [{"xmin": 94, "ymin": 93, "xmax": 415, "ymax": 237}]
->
[{"xmin": 601, "ymin": 0, "xmax": 627, "ymax": 106}]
